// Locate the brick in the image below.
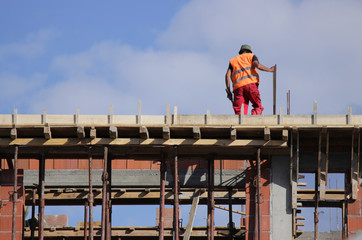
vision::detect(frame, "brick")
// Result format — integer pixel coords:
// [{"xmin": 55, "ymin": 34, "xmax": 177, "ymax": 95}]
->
[
  {"xmin": 156, "ymin": 208, "xmax": 179, "ymax": 228},
  {"xmin": 92, "ymin": 159, "xmax": 104, "ymax": 169},
  {"xmin": 28, "ymin": 158, "xmax": 39, "ymax": 170},
  {"xmin": 54, "ymin": 159, "xmax": 78, "ymax": 169},
  {"xmin": 111, "ymin": 159, "xmax": 127, "ymax": 169},
  {"xmin": 126, "ymin": 159, "xmax": 152, "ymax": 169},
  {"xmin": 223, "ymin": 159, "xmax": 244, "ymax": 170},
  {"xmin": 0, "ymin": 201, "xmax": 24, "ymax": 216},
  {"xmin": 44, "ymin": 215, "xmax": 68, "ymax": 226},
  {"xmin": 45, "ymin": 159, "xmax": 54, "ymax": 169},
  {"xmin": 348, "ymin": 200, "xmax": 361, "ymax": 216},
  {"xmin": 348, "ymin": 216, "xmax": 362, "ymax": 231},
  {"xmin": 0, "ymin": 216, "xmax": 23, "ymax": 232},
  {"xmin": 261, "ymin": 231, "xmax": 271, "ymax": 240},
  {"xmin": 78, "ymin": 159, "xmax": 89, "ymax": 169},
  {"xmin": 151, "ymin": 160, "xmax": 161, "ymax": 170},
  {"xmin": 261, "ymin": 215, "xmax": 270, "ymax": 231},
  {"xmin": 260, "ymin": 200, "xmax": 270, "ymax": 215},
  {"xmin": 0, "ymin": 233, "xmax": 11, "ymax": 240}
]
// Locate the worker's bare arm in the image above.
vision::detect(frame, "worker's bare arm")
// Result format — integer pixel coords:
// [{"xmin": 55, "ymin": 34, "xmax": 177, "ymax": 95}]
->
[
  {"xmin": 225, "ymin": 68, "xmax": 233, "ymax": 100},
  {"xmin": 225, "ymin": 68, "xmax": 232, "ymax": 89},
  {"xmin": 253, "ymin": 61, "xmax": 275, "ymax": 72}
]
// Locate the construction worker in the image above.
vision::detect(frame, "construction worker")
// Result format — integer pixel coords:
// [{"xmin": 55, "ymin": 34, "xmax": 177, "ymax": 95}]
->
[{"xmin": 225, "ymin": 44, "xmax": 275, "ymax": 115}]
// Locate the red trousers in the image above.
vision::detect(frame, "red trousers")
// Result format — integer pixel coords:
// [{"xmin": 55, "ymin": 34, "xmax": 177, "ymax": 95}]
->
[{"xmin": 233, "ymin": 83, "xmax": 264, "ymax": 115}]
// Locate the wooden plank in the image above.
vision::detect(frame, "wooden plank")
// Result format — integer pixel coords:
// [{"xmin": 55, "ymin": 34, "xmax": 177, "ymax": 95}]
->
[
  {"xmin": 0, "ymin": 138, "xmax": 288, "ymax": 147},
  {"xmin": 26, "ymin": 189, "xmax": 246, "ymax": 201},
  {"xmin": 44, "ymin": 125, "xmax": 51, "ymax": 140},
  {"xmin": 140, "ymin": 126, "xmax": 149, "ymax": 139},
  {"xmin": 10, "ymin": 127, "xmax": 17, "ymax": 139},
  {"xmin": 282, "ymin": 129, "xmax": 288, "ymax": 142},
  {"xmin": 77, "ymin": 126, "xmax": 85, "ymax": 139},
  {"xmin": 264, "ymin": 127, "xmax": 271, "ymax": 141},
  {"xmin": 193, "ymin": 127, "xmax": 201, "ymax": 139},
  {"xmin": 90, "ymin": 127, "xmax": 96, "ymax": 139},
  {"xmin": 184, "ymin": 189, "xmax": 201, "ymax": 240},
  {"xmin": 162, "ymin": 126, "xmax": 170, "ymax": 140},
  {"xmin": 351, "ymin": 126, "xmax": 360, "ymax": 200},
  {"xmin": 230, "ymin": 127, "xmax": 236, "ymax": 140},
  {"xmin": 109, "ymin": 126, "xmax": 118, "ymax": 139}
]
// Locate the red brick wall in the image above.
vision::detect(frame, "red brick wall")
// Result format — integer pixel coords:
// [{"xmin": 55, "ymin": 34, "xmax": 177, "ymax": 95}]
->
[
  {"xmin": 0, "ymin": 170, "xmax": 25, "ymax": 240},
  {"xmin": 347, "ymin": 185, "xmax": 362, "ymax": 238},
  {"xmin": 245, "ymin": 159, "xmax": 271, "ymax": 240},
  {"xmin": 1, "ymin": 158, "xmax": 245, "ymax": 170}
]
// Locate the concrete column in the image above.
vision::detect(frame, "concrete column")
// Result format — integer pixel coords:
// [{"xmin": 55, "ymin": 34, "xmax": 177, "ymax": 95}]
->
[{"xmin": 271, "ymin": 155, "xmax": 292, "ymax": 240}]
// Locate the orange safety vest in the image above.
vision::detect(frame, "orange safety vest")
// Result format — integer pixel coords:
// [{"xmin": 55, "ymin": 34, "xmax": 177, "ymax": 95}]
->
[{"xmin": 229, "ymin": 53, "xmax": 259, "ymax": 91}]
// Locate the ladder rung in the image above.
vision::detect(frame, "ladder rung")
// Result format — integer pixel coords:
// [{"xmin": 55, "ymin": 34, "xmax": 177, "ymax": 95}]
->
[
  {"xmin": 296, "ymin": 216, "xmax": 305, "ymax": 220},
  {"xmin": 296, "ymin": 222, "xmax": 304, "ymax": 226},
  {"xmin": 297, "ymin": 182, "xmax": 307, "ymax": 186},
  {"xmin": 297, "ymin": 202, "xmax": 302, "ymax": 207},
  {"xmin": 298, "ymin": 174, "xmax": 305, "ymax": 179}
]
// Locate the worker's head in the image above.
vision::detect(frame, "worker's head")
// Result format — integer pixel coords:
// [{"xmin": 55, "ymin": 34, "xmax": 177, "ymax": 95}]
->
[{"xmin": 239, "ymin": 44, "xmax": 252, "ymax": 54}]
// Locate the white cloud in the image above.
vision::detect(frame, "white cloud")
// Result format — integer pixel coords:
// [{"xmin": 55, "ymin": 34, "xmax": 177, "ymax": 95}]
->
[
  {"xmin": 0, "ymin": 29, "xmax": 56, "ymax": 60},
  {"xmin": 3, "ymin": 0, "xmax": 362, "ymax": 115}
]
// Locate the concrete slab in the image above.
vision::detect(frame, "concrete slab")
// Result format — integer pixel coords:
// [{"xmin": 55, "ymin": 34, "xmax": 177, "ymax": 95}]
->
[{"xmin": 24, "ymin": 169, "xmax": 245, "ymax": 188}]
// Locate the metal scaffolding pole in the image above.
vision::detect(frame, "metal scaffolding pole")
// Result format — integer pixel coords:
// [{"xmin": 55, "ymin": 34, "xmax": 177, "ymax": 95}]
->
[
  {"xmin": 11, "ymin": 146, "xmax": 18, "ymax": 240},
  {"xmin": 255, "ymin": 148, "xmax": 261, "ymax": 240},
  {"xmin": 84, "ymin": 201, "xmax": 88, "ymax": 240},
  {"xmin": 101, "ymin": 146, "xmax": 108, "ymax": 240},
  {"xmin": 228, "ymin": 188, "xmax": 234, "ymax": 240},
  {"xmin": 159, "ymin": 152, "xmax": 166, "ymax": 240},
  {"xmin": 207, "ymin": 155, "xmax": 215, "ymax": 240},
  {"xmin": 38, "ymin": 153, "xmax": 46, "ymax": 240},
  {"xmin": 106, "ymin": 149, "xmax": 112, "ymax": 240},
  {"xmin": 30, "ymin": 188, "xmax": 36, "ymax": 240},
  {"xmin": 88, "ymin": 148, "xmax": 94, "ymax": 240},
  {"xmin": 314, "ymin": 172, "xmax": 319, "ymax": 240},
  {"xmin": 173, "ymin": 146, "xmax": 179, "ymax": 240}
]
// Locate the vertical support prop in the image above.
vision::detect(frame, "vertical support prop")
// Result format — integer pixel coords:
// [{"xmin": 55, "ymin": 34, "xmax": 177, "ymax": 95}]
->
[
  {"xmin": 31, "ymin": 188, "xmax": 36, "ymax": 240},
  {"xmin": 106, "ymin": 148, "xmax": 112, "ymax": 240},
  {"xmin": 207, "ymin": 154, "xmax": 215, "ymax": 240},
  {"xmin": 342, "ymin": 201, "xmax": 346, "ymax": 240},
  {"xmin": 291, "ymin": 128, "xmax": 299, "ymax": 237},
  {"xmin": 88, "ymin": 148, "xmax": 94, "ymax": 240},
  {"xmin": 287, "ymin": 90, "xmax": 291, "ymax": 115},
  {"xmin": 318, "ymin": 128, "xmax": 329, "ymax": 200},
  {"xmin": 84, "ymin": 201, "xmax": 88, "ymax": 240},
  {"xmin": 184, "ymin": 189, "xmax": 201, "ymax": 240},
  {"xmin": 38, "ymin": 153, "xmax": 46, "ymax": 240},
  {"xmin": 314, "ymin": 172, "xmax": 319, "ymax": 240},
  {"xmin": 255, "ymin": 148, "xmax": 261, "ymax": 240},
  {"xmin": 137, "ymin": 100, "xmax": 141, "ymax": 124},
  {"xmin": 228, "ymin": 188, "xmax": 234, "ymax": 240},
  {"xmin": 159, "ymin": 152, "xmax": 166, "ymax": 240},
  {"xmin": 273, "ymin": 64, "xmax": 277, "ymax": 115},
  {"xmin": 351, "ymin": 126, "xmax": 360, "ymax": 200},
  {"xmin": 11, "ymin": 146, "xmax": 18, "ymax": 240},
  {"xmin": 101, "ymin": 146, "xmax": 108, "ymax": 240},
  {"xmin": 313, "ymin": 101, "xmax": 317, "ymax": 124},
  {"xmin": 173, "ymin": 146, "xmax": 179, "ymax": 240}
]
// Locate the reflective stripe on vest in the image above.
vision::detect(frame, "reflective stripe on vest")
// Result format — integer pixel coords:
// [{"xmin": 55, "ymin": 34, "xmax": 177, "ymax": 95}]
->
[{"xmin": 230, "ymin": 53, "xmax": 259, "ymax": 91}]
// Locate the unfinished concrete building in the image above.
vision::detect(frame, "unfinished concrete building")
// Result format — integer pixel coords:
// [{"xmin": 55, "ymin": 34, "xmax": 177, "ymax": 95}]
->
[{"xmin": 0, "ymin": 108, "xmax": 361, "ymax": 239}]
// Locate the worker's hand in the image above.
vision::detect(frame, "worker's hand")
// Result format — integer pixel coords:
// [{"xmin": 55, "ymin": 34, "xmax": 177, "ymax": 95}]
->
[
  {"xmin": 270, "ymin": 65, "xmax": 276, "ymax": 72},
  {"xmin": 225, "ymin": 88, "xmax": 233, "ymax": 101}
]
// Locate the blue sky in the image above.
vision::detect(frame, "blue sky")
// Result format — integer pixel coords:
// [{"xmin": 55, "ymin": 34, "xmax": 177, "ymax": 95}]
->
[
  {"xmin": 3, "ymin": 0, "xmax": 361, "ymax": 233},
  {"xmin": 1, "ymin": 0, "xmax": 362, "ymax": 115}
]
